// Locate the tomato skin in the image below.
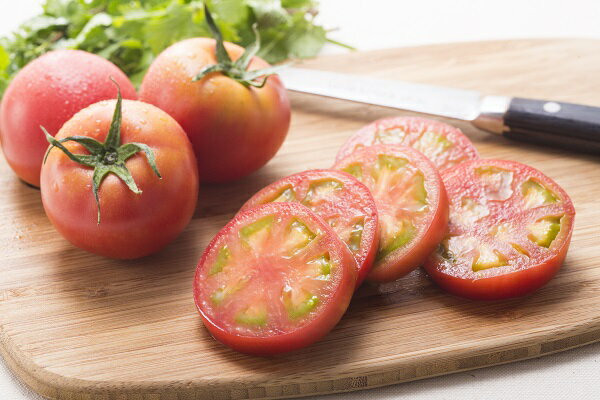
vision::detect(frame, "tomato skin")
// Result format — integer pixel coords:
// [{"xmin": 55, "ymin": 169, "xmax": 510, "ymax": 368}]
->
[
  {"xmin": 423, "ymin": 159, "xmax": 576, "ymax": 300},
  {"xmin": 139, "ymin": 38, "xmax": 291, "ymax": 183},
  {"xmin": 336, "ymin": 117, "xmax": 479, "ymax": 171},
  {"xmin": 238, "ymin": 169, "xmax": 380, "ymax": 288},
  {"xmin": 425, "ymin": 248, "xmax": 570, "ymax": 300},
  {"xmin": 0, "ymin": 50, "xmax": 137, "ymax": 187},
  {"xmin": 40, "ymin": 100, "xmax": 198, "ymax": 259},
  {"xmin": 194, "ymin": 202, "xmax": 356, "ymax": 355}
]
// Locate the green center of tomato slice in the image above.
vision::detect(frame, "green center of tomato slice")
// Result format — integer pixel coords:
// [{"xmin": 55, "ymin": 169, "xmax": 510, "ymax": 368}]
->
[
  {"xmin": 475, "ymin": 166, "xmax": 514, "ymax": 201},
  {"xmin": 283, "ymin": 288, "xmax": 320, "ymax": 320},
  {"xmin": 375, "ymin": 127, "xmax": 408, "ymax": 144},
  {"xmin": 347, "ymin": 219, "xmax": 364, "ymax": 253},
  {"xmin": 373, "ymin": 127, "xmax": 462, "ymax": 167},
  {"xmin": 522, "ymin": 179, "xmax": 558, "ymax": 209},
  {"xmin": 378, "ymin": 217, "xmax": 416, "ymax": 260},
  {"xmin": 438, "ymin": 163, "xmax": 568, "ymax": 274},
  {"xmin": 271, "ymin": 186, "xmax": 295, "ymax": 202},
  {"xmin": 343, "ymin": 164, "xmax": 363, "ymax": 180},
  {"xmin": 239, "ymin": 215, "xmax": 275, "ymax": 251},
  {"xmin": 303, "ymin": 179, "xmax": 343, "ymax": 204},
  {"xmin": 471, "ymin": 244, "xmax": 509, "ymax": 272},
  {"xmin": 202, "ymin": 213, "xmax": 338, "ymax": 334},
  {"xmin": 286, "ymin": 219, "xmax": 317, "ymax": 255},
  {"xmin": 412, "ymin": 131, "xmax": 453, "ymax": 157},
  {"xmin": 527, "ymin": 215, "xmax": 563, "ymax": 248},
  {"xmin": 254, "ymin": 177, "xmax": 369, "ymax": 266},
  {"xmin": 235, "ymin": 305, "xmax": 268, "ymax": 326},
  {"xmin": 345, "ymin": 154, "xmax": 429, "ymax": 264},
  {"xmin": 209, "ymin": 245, "xmax": 231, "ymax": 276}
]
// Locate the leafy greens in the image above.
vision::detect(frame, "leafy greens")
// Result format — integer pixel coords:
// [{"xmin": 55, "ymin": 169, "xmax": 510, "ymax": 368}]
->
[{"xmin": 0, "ymin": 0, "xmax": 342, "ymax": 97}]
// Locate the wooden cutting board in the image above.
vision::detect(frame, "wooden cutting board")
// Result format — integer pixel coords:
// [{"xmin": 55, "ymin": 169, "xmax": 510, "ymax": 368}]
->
[{"xmin": 1, "ymin": 39, "xmax": 600, "ymax": 400}]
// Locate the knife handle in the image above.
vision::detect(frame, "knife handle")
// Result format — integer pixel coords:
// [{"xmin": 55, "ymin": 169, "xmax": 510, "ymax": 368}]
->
[{"xmin": 503, "ymin": 97, "xmax": 600, "ymax": 153}]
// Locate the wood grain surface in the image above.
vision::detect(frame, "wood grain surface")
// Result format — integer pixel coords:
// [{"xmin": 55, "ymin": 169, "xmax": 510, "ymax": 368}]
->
[{"xmin": 1, "ymin": 39, "xmax": 599, "ymax": 400}]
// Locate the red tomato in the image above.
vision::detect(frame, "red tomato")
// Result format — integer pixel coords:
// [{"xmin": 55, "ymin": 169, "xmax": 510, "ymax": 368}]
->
[
  {"xmin": 424, "ymin": 159, "xmax": 575, "ymax": 300},
  {"xmin": 0, "ymin": 50, "xmax": 137, "ymax": 187},
  {"xmin": 139, "ymin": 38, "xmax": 290, "ymax": 183},
  {"xmin": 336, "ymin": 117, "xmax": 479, "ymax": 171},
  {"xmin": 194, "ymin": 202, "xmax": 356, "ymax": 355},
  {"xmin": 239, "ymin": 169, "xmax": 379, "ymax": 287},
  {"xmin": 334, "ymin": 144, "xmax": 449, "ymax": 283},
  {"xmin": 40, "ymin": 99, "xmax": 198, "ymax": 259}
]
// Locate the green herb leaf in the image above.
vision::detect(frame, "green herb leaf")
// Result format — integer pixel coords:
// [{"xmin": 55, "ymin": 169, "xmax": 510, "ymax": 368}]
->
[{"xmin": 0, "ymin": 0, "xmax": 341, "ymax": 99}]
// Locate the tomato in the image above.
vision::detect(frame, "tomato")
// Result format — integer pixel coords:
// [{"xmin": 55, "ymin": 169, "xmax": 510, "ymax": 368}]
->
[
  {"xmin": 336, "ymin": 117, "xmax": 479, "ymax": 171},
  {"xmin": 194, "ymin": 202, "xmax": 356, "ymax": 355},
  {"xmin": 424, "ymin": 159, "xmax": 575, "ymax": 300},
  {"xmin": 239, "ymin": 169, "xmax": 379, "ymax": 287},
  {"xmin": 40, "ymin": 94, "xmax": 198, "ymax": 259},
  {"xmin": 334, "ymin": 144, "xmax": 449, "ymax": 283},
  {"xmin": 0, "ymin": 50, "xmax": 137, "ymax": 187},
  {"xmin": 139, "ymin": 37, "xmax": 290, "ymax": 183}
]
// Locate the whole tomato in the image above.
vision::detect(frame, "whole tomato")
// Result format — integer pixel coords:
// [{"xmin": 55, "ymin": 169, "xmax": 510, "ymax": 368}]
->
[
  {"xmin": 40, "ymin": 89, "xmax": 198, "ymax": 259},
  {"xmin": 0, "ymin": 49, "xmax": 137, "ymax": 187},
  {"xmin": 139, "ymin": 7, "xmax": 290, "ymax": 183}
]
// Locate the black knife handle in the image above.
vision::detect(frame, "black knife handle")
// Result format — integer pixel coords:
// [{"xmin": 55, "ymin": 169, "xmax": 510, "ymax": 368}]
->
[{"xmin": 503, "ymin": 97, "xmax": 600, "ymax": 153}]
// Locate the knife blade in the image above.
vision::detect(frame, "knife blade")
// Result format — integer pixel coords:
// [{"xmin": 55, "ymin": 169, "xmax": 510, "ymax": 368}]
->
[{"xmin": 278, "ymin": 67, "xmax": 600, "ymax": 154}]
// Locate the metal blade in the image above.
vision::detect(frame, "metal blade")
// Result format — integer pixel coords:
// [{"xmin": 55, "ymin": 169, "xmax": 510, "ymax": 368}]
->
[{"xmin": 278, "ymin": 67, "xmax": 483, "ymax": 122}]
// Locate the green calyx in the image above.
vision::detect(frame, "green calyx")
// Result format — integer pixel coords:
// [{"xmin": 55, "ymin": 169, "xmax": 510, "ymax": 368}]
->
[
  {"xmin": 42, "ymin": 79, "xmax": 161, "ymax": 224},
  {"xmin": 192, "ymin": 4, "xmax": 285, "ymax": 88}
]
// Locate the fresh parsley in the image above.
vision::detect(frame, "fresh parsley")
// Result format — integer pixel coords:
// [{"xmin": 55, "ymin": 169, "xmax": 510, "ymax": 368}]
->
[{"xmin": 0, "ymin": 0, "xmax": 344, "ymax": 98}]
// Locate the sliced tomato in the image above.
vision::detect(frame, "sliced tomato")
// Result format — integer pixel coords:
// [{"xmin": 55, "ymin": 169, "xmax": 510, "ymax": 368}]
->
[
  {"xmin": 423, "ymin": 159, "xmax": 576, "ymax": 300},
  {"xmin": 333, "ymin": 144, "xmax": 449, "ymax": 283},
  {"xmin": 336, "ymin": 117, "xmax": 479, "ymax": 171},
  {"xmin": 194, "ymin": 202, "xmax": 356, "ymax": 355},
  {"xmin": 239, "ymin": 169, "xmax": 379, "ymax": 288}
]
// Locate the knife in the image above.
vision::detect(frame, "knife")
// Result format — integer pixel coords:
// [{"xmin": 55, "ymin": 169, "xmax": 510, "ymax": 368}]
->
[{"xmin": 278, "ymin": 67, "xmax": 600, "ymax": 154}]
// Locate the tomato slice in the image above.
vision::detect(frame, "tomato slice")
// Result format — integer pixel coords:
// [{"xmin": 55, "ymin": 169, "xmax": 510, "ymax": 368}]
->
[
  {"xmin": 423, "ymin": 159, "xmax": 576, "ymax": 300},
  {"xmin": 239, "ymin": 169, "xmax": 379, "ymax": 287},
  {"xmin": 193, "ymin": 202, "xmax": 356, "ymax": 355},
  {"xmin": 333, "ymin": 144, "xmax": 449, "ymax": 283},
  {"xmin": 336, "ymin": 117, "xmax": 479, "ymax": 171}
]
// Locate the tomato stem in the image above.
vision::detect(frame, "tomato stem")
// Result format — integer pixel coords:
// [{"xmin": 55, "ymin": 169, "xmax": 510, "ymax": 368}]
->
[
  {"xmin": 193, "ymin": 4, "xmax": 287, "ymax": 87},
  {"xmin": 42, "ymin": 78, "xmax": 162, "ymax": 224}
]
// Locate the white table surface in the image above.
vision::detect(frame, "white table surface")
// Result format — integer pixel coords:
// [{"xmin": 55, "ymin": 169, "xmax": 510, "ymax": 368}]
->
[{"xmin": 2, "ymin": 1, "xmax": 600, "ymax": 399}]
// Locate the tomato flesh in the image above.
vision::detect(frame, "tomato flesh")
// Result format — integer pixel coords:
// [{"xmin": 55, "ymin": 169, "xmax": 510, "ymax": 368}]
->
[
  {"xmin": 239, "ymin": 169, "xmax": 379, "ymax": 287},
  {"xmin": 194, "ymin": 202, "xmax": 356, "ymax": 355},
  {"xmin": 333, "ymin": 144, "xmax": 449, "ymax": 283},
  {"xmin": 336, "ymin": 117, "xmax": 479, "ymax": 171},
  {"xmin": 424, "ymin": 159, "xmax": 576, "ymax": 300}
]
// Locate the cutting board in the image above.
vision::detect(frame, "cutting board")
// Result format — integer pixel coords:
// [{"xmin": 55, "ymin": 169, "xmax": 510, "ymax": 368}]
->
[{"xmin": 1, "ymin": 39, "xmax": 600, "ymax": 400}]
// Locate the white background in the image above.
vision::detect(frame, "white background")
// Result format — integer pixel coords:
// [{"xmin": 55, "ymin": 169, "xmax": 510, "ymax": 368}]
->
[{"xmin": 2, "ymin": 1, "xmax": 600, "ymax": 399}]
